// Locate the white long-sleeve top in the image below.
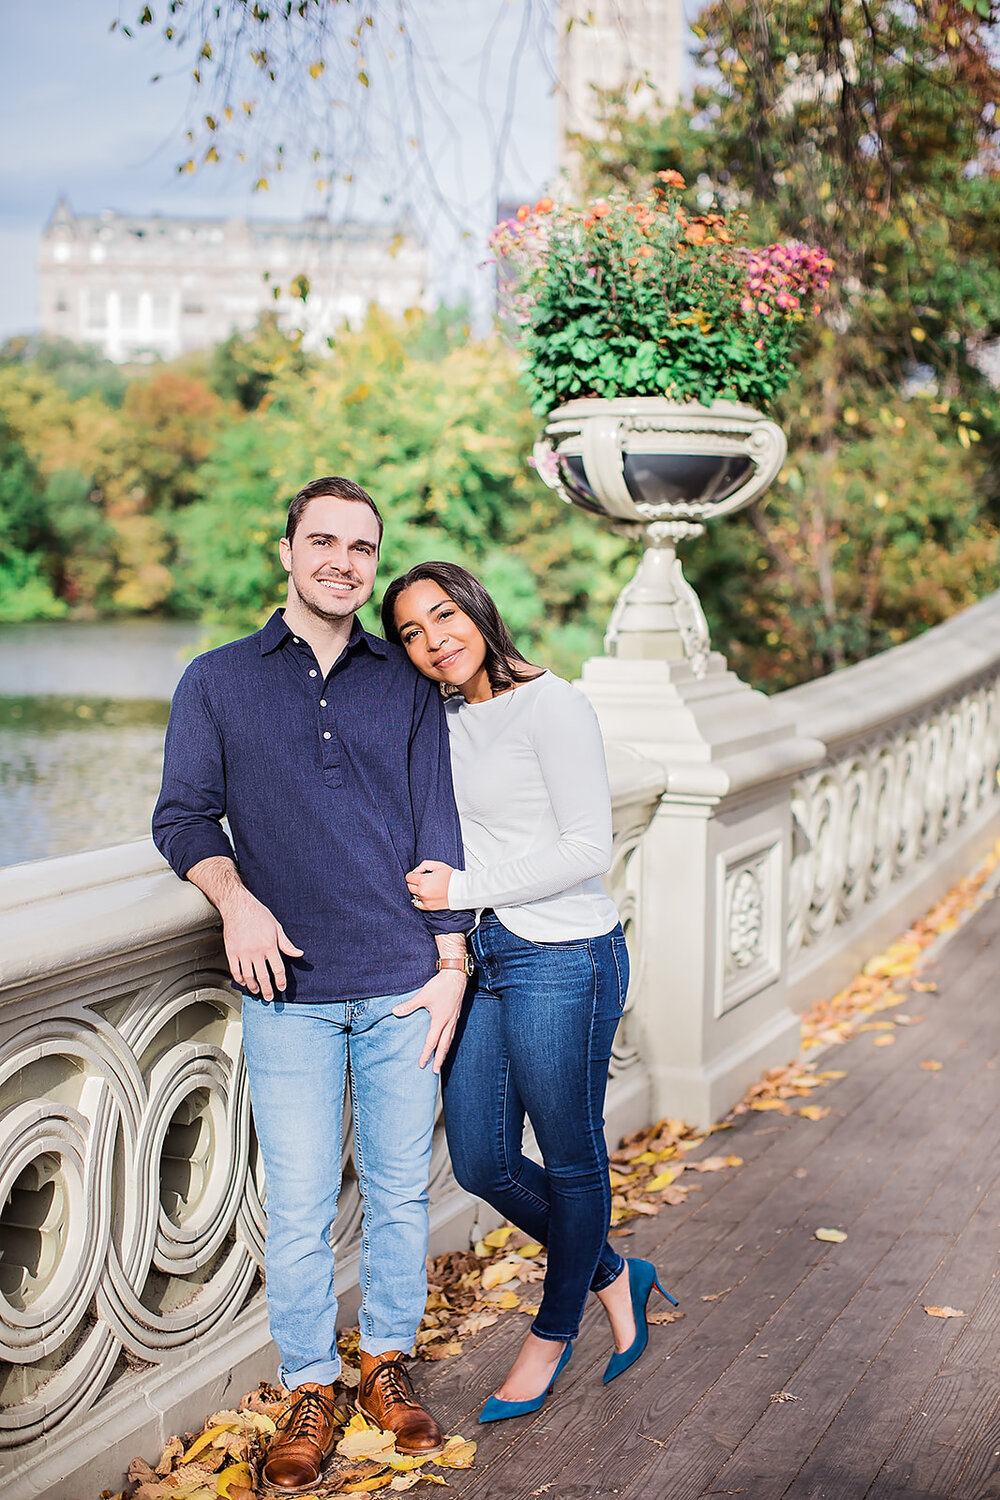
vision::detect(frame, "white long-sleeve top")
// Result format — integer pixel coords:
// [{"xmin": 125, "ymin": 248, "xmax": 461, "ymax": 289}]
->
[{"xmin": 445, "ymin": 671, "xmax": 621, "ymax": 941}]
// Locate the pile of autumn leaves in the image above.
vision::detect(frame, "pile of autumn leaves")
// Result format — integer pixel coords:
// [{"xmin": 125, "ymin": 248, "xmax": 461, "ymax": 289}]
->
[{"xmin": 102, "ymin": 843, "xmax": 1000, "ymax": 1500}]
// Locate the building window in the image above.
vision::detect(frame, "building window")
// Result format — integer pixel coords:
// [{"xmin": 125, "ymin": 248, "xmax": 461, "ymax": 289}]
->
[
  {"xmin": 55, "ymin": 295, "xmax": 68, "ymax": 313},
  {"xmin": 120, "ymin": 294, "xmax": 140, "ymax": 329},
  {"xmin": 182, "ymin": 302, "xmax": 205, "ymax": 316},
  {"xmin": 85, "ymin": 291, "xmax": 108, "ymax": 329},
  {"xmin": 151, "ymin": 295, "xmax": 171, "ymax": 328}
]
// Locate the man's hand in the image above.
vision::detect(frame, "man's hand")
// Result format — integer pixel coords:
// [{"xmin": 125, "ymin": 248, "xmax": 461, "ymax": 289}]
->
[
  {"xmin": 393, "ymin": 970, "xmax": 467, "ymax": 1073},
  {"xmin": 405, "ymin": 860, "xmax": 454, "ymax": 911},
  {"xmin": 221, "ymin": 889, "xmax": 304, "ymax": 1001},
  {"xmin": 186, "ymin": 856, "xmax": 303, "ymax": 1001}
]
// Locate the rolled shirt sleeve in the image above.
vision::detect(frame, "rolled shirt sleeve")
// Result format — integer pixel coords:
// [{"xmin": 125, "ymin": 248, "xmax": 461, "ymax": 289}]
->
[{"xmin": 152, "ymin": 661, "xmax": 235, "ymax": 878}]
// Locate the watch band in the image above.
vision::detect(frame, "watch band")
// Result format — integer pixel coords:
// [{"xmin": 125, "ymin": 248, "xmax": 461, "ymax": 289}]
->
[{"xmin": 436, "ymin": 955, "xmax": 474, "ymax": 976}]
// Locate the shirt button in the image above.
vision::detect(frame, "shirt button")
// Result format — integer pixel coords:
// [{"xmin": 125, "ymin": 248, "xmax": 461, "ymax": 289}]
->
[
  {"xmin": 309, "ymin": 669, "xmax": 317, "ymax": 677},
  {"xmin": 323, "ymin": 731, "xmax": 332, "ymax": 740},
  {"xmin": 320, "ymin": 699, "xmax": 327, "ymax": 707},
  {"xmin": 293, "ymin": 636, "xmax": 300, "ymax": 643}
]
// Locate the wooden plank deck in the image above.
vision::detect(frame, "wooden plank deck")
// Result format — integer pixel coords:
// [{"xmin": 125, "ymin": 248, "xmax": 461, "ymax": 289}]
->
[{"xmin": 407, "ymin": 893, "xmax": 1000, "ymax": 1500}]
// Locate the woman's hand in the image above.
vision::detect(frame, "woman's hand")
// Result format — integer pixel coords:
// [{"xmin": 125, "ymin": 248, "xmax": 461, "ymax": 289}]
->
[{"xmin": 406, "ymin": 860, "xmax": 454, "ymax": 911}]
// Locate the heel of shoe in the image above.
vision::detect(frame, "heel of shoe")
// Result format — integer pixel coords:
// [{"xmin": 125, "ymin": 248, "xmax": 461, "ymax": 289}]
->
[{"xmin": 653, "ymin": 1276, "xmax": 680, "ymax": 1308}]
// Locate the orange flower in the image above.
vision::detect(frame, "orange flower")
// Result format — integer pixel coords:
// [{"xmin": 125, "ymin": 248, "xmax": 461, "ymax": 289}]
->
[
  {"xmin": 590, "ymin": 199, "xmax": 611, "ymax": 218},
  {"xmin": 685, "ymin": 221, "xmax": 709, "ymax": 244},
  {"xmin": 516, "ymin": 204, "xmax": 530, "ymax": 223},
  {"xmin": 657, "ymin": 169, "xmax": 686, "ymax": 188},
  {"xmin": 534, "ymin": 196, "xmax": 554, "ymax": 213}
]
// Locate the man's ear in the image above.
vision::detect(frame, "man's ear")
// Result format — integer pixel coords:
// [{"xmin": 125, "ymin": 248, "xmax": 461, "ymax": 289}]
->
[{"xmin": 278, "ymin": 536, "xmax": 292, "ymax": 575}]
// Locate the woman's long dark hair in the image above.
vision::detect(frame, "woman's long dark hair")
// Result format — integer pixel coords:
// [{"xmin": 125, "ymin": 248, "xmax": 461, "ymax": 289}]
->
[{"xmin": 381, "ymin": 561, "xmax": 539, "ymax": 696}]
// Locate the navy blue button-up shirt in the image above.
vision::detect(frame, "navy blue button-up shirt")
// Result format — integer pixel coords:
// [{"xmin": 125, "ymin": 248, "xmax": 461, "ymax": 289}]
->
[{"xmin": 153, "ymin": 609, "xmax": 472, "ymax": 1002}]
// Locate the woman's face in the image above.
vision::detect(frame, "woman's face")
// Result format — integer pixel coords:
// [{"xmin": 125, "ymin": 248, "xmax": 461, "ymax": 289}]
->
[{"xmin": 393, "ymin": 579, "xmax": 490, "ymax": 698}]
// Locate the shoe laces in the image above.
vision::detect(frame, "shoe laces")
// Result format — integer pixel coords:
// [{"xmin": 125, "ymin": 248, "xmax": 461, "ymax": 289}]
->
[
  {"xmin": 360, "ymin": 1355, "xmax": 418, "ymax": 1410},
  {"xmin": 278, "ymin": 1386, "xmax": 339, "ymax": 1444}
]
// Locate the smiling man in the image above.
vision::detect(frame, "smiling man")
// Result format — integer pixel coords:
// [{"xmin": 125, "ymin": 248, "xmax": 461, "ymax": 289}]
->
[{"xmin": 153, "ymin": 476, "xmax": 473, "ymax": 1492}]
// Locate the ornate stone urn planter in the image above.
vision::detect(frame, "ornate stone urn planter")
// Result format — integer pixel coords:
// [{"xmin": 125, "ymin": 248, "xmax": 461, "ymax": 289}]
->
[{"xmin": 533, "ymin": 396, "xmax": 786, "ymax": 673}]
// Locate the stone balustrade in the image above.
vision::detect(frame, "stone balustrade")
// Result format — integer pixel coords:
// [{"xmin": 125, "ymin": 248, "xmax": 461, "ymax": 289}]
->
[
  {"xmin": 780, "ymin": 591, "xmax": 1000, "ymax": 1007},
  {"xmin": 4, "ymin": 592, "xmax": 1000, "ymax": 1499},
  {"xmin": 0, "ymin": 751, "xmax": 665, "ymax": 1500}
]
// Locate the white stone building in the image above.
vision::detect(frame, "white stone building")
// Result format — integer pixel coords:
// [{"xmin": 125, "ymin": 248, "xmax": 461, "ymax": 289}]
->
[
  {"xmin": 38, "ymin": 200, "xmax": 429, "ymax": 363},
  {"xmin": 557, "ymin": 0, "xmax": 687, "ymax": 177}
]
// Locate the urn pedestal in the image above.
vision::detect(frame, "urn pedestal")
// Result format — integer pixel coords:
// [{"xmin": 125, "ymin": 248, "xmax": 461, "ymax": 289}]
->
[{"xmin": 536, "ymin": 397, "xmax": 825, "ymax": 1125}]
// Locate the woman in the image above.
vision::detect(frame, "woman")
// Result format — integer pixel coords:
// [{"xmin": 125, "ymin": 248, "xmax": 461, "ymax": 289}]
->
[{"xmin": 381, "ymin": 561, "xmax": 675, "ymax": 1423}]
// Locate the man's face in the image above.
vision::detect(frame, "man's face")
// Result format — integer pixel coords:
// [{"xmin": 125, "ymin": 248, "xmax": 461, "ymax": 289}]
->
[{"xmin": 279, "ymin": 495, "xmax": 380, "ymax": 623}]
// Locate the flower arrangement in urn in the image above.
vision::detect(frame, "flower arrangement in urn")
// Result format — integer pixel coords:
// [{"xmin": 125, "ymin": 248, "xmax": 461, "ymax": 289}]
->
[{"xmin": 490, "ymin": 172, "xmax": 832, "ymax": 416}]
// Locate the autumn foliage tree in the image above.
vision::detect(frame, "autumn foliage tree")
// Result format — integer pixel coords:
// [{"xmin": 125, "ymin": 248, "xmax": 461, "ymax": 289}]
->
[{"xmin": 577, "ymin": 0, "xmax": 1000, "ymax": 687}]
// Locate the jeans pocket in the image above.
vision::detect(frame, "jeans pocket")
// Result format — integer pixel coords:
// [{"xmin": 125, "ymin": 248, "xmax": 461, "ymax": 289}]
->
[{"xmin": 610, "ymin": 934, "xmax": 630, "ymax": 1008}]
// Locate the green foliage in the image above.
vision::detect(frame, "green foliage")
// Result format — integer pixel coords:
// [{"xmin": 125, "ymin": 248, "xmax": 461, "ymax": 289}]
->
[
  {"xmin": 0, "ymin": 419, "xmax": 66, "ymax": 622},
  {"xmin": 0, "ymin": 335, "xmax": 129, "ymax": 407},
  {"xmin": 575, "ymin": 0, "xmax": 1000, "ymax": 687},
  {"xmin": 208, "ymin": 313, "xmax": 313, "ymax": 411},
  {"xmin": 172, "ymin": 308, "xmax": 636, "ymax": 667},
  {"xmin": 492, "ymin": 191, "xmax": 831, "ymax": 414}
]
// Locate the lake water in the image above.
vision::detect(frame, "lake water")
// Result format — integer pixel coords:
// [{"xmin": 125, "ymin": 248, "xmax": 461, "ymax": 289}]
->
[{"xmin": 0, "ymin": 621, "xmax": 204, "ymax": 870}]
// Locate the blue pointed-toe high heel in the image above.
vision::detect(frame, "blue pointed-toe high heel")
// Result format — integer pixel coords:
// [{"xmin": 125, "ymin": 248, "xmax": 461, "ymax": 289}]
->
[
  {"xmin": 478, "ymin": 1341, "xmax": 573, "ymax": 1423},
  {"xmin": 602, "ymin": 1258, "xmax": 678, "ymax": 1384}
]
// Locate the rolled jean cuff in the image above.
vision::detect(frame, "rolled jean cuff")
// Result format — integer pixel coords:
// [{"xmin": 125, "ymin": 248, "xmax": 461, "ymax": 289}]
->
[
  {"xmin": 529, "ymin": 1322, "xmax": 576, "ymax": 1344},
  {"xmin": 359, "ymin": 1334, "xmax": 419, "ymax": 1357},
  {"xmin": 280, "ymin": 1356, "xmax": 341, "ymax": 1390},
  {"xmin": 590, "ymin": 1252, "xmax": 626, "ymax": 1294}
]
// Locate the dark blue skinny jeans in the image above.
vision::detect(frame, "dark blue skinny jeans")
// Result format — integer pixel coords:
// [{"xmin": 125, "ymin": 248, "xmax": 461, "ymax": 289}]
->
[{"xmin": 441, "ymin": 912, "xmax": 629, "ymax": 1343}]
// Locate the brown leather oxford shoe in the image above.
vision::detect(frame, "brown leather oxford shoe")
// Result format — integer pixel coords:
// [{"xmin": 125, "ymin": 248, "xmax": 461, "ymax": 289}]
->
[
  {"xmin": 262, "ymin": 1381, "xmax": 340, "ymax": 1492},
  {"xmin": 357, "ymin": 1351, "xmax": 444, "ymax": 1456}
]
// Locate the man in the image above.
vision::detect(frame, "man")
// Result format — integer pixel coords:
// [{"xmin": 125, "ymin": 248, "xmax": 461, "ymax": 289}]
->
[{"xmin": 153, "ymin": 476, "xmax": 473, "ymax": 1492}]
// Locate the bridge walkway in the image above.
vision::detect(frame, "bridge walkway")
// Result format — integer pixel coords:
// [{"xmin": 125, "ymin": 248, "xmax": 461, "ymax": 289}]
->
[{"xmin": 414, "ymin": 892, "xmax": 1000, "ymax": 1500}]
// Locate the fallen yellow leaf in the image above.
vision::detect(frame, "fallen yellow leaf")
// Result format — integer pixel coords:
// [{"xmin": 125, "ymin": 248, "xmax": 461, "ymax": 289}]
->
[
  {"xmin": 342, "ymin": 1479, "xmax": 393, "ymax": 1494},
  {"xmin": 818, "ymin": 1070, "xmax": 847, "ymax": 1080},
  {"xmin": 750, "ymin": 1099, "xmax": 790, "ymax": 1112},
  {"xmin": 924, "ymin": 1304, "xmax": 965, "ymax": 1318},
  {"xmin": 337, "ymin": 1420, "xmax": 397, "ymax": 1461},
  {"xmin": 390, "ymin": 1478, "xmax": 423, "ymax": 1492},
  {"xmin": 873, "ymin": 1034, "xmax": 896, "ymax": 1046},
  {"xmin": 495, "ymin": 1289, "xmax": 520, "ymax": 1309},
  {"xmin": 481, "ymin": 1257, "xmax": 521, "ymax": 1291},
  {"xmin": 482, "ymin": 1226, "xmax": 515, "ymax": 1250},
  {"xmin": 182, "ymin": 1425, "xmax": 239, "ymax": 1464},
  {"xmin": 799, "ymin": 1105, "xmax": 830, "ymax": 1121},
  {"xmin": 920, "ymin": 1059, "xmax": 943, "ymax": 1070},
  {"xmin": 217, "ymin": 1463, "xmax": 253, "ymax": 1497},
  {"xmin": 436, "ymin": 1435, "xmax": 477, "ymax": 1469},
  {"xmin": 726, "ymin": 1155, "xmax": 744, "ymax": 1167},
  {"xmin": 647, "ymin": 1169, "xmax": 678, "ymax": 1191},
  {"xmin": 518, "ymin": 1242, "xmax": 544, "ymax": 1258},
  {"xmin": 858, "ymin": 1021, "xmax": 895, "ymax": 1031},
  {"xmin": 701, "ymin": 1287, "xmax": 733, "ymax": 1301},
  {"xmin": 814, "ymin": 1227, "xmax": 847, "ymax": 1242},
  {"xmin": 387, "ymin": 1456, "xmax": 427, "ymax": 1472}
]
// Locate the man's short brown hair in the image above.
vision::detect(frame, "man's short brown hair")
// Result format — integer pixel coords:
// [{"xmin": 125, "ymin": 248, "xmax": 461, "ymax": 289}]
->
[{"xmin": 286, "ymin": 477, "xmax": 384, "ymax": 547}]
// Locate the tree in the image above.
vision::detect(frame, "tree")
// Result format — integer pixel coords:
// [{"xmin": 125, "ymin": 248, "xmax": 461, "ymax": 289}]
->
[
  {"xmin": 576, "ymin": 0, "xmax": 1000, "ymax": 687},
  {"xmin": 171, "ymin": 307, "xmax": 635, "ymax": 673}
]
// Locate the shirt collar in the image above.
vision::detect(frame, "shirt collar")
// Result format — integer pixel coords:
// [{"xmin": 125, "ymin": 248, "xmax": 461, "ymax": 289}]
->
[{"xmin": 259, "ymin": 609, "xmax": 388, "ymax": 659}]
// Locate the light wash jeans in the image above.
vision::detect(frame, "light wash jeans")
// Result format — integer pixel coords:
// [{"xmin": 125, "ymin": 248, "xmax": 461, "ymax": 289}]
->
[{"xmin": 241, "ymin": 989, "xmax": 439, "ymax": 1389}]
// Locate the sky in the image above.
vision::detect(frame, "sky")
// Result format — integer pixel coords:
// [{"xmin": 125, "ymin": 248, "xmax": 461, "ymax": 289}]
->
[{"xmin": 0, "ymin": 0, "xmax": 562, "ymax": 339}]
